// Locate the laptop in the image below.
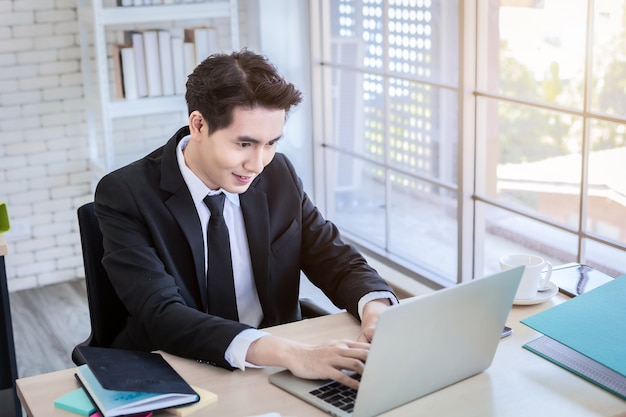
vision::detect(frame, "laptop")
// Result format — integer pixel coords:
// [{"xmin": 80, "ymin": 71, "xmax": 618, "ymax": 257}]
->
[{"xmin": 269, "ymin": 266, "xmax": 523, "ymax": 417}]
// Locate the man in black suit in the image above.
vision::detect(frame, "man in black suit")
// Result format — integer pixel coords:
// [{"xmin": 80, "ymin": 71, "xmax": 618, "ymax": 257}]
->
[{"xmin": 95, "ymin": 49, "xmax": 396, "ymax": 389}]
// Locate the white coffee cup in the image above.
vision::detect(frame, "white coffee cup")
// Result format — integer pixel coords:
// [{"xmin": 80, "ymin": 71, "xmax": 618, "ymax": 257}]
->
[{"xmin": 499, "ymin": 254, "xmax": 553, "ymax": 300}]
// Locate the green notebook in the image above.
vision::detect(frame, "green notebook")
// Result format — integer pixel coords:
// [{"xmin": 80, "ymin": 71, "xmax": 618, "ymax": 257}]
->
[
  {"xmin": 54, "ymin": 388, "xmax": 96, "ymax": 416},
  {"xmin": 521, "ymin": 274, "xmax": 626, "ymax": 377}
]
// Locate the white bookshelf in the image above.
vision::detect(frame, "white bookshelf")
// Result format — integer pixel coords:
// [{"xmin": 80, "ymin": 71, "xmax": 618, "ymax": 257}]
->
[{"xmin": 77, "ymin": 0, "xmax": 240, "ymax": 177}]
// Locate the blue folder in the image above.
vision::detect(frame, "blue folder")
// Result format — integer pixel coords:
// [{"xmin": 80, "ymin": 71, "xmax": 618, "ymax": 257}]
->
[{"xmin": 521, "ymin": 274, "xmax": 626, "ymax": 377}]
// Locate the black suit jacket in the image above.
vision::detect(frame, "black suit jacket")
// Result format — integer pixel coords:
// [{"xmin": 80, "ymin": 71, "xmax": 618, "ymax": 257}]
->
[{"xmin": 94, "ymin": 126, "xmax": 394, "ymax": 369}]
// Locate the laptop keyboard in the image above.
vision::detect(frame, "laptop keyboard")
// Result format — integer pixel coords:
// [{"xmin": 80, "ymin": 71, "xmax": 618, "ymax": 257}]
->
[{"xmin": 309, "ymin": 374, "xmax": 361, "ymax": 413}]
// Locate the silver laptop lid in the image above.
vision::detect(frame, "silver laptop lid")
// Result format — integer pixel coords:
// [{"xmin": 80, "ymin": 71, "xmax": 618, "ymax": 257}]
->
[{"xmin": 352, "ymin": 267, "xmax": 523, "ymax": 417}]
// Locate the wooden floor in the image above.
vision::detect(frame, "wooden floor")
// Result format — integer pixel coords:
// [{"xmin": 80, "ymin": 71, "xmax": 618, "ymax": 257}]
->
[{"xmin": 8, "ymin": 280, "xmax": 91, "ymax": 379}]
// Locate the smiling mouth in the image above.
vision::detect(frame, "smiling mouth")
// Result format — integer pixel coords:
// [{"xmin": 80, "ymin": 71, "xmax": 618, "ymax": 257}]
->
[{"xmin": 234, "ymin": 174, "xmax": 254, "ymax": 182}]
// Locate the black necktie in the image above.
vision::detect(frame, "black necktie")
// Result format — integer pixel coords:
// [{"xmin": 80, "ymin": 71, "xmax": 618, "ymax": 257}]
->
[{"xmin": 203, "ymin": 193, "xmax": 239, "ymax": 321}]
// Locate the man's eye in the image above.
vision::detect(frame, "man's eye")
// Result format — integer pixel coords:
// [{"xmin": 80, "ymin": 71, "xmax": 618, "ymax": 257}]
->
[{"xmin": 239, "ymin": 142, "xmax": 251, "ymax": 148}]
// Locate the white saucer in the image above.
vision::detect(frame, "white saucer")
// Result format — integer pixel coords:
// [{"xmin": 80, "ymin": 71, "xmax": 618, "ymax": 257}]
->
[{"xmin": 513, "ymin": 282, "xmax": 559, "ymax": 305}]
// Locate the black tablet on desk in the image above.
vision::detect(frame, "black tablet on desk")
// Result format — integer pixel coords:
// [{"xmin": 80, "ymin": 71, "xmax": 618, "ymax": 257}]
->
[{"xmin": 551, "ymin": 263, "xmax": 614, "ymax": 297}]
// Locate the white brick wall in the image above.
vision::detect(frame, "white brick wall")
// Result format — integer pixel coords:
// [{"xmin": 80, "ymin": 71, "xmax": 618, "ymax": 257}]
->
[{"xmin": 1, "ymin": 0, "xmax": 89, "ymax": 292}]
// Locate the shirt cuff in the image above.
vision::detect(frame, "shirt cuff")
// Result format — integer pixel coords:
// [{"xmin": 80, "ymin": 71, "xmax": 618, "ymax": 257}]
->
[
  {"xmin": 224, "ymin": 328, "xmax": 270, "ymax": 370},
  {"xmin": 358, "ymin": 291, "xmax": 398, "ymax": 319}
]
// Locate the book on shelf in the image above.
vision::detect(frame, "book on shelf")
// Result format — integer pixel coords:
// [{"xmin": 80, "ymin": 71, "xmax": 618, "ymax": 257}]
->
[
  {"xmin": 112, "ymin": 44, "xmax": 139, "ymax": 100},
  {"xmin": 184, "ymin": 26, "xmax": 218, "ymax": 66},
  {"xmin": 170, "ymin": 36, "xmax": 186, "ymax": 95},
  {"xmin": 112, "ymin": 44, "xmax": 126, "ymax": 100},
  {"xmin": 182, "ymin": 41, "xmax": 196, "ymax": 82},
  {"xmin": 74, "ymin": 346, "xmax": 200, "ymax": 417},
  {"xmin": 157, "ymin": 29, "xmax": 175, "ymax": 96},
  {"xmin": 123, "ymin": 31, "xmax": 149, "ymax": 97},
  {"xmin": 142, "ymin": 30, "xmax": 163, "ymax": 97},
  {"xmin": 120, "ymin": 47, "xmax": 139, "ymax": 100}
]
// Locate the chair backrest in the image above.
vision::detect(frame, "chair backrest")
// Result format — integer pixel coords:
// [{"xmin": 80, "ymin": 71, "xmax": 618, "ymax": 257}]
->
[{"xmin": 74, "ymin": 202, "xmax": 128, "ymax": 361}]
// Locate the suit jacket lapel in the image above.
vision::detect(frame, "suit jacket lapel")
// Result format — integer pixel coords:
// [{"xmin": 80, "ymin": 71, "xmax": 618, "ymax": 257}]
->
[
  {"xmin": 165, "ymin": 192, "xmax": 207, "ymax": 309},
  {"xmin": 160, "ymin": 128, "xmax": 208, "ymax": 310},
  {"xmin": 240, "ymin": 186, "xmax": 271, "ymax": 313}
]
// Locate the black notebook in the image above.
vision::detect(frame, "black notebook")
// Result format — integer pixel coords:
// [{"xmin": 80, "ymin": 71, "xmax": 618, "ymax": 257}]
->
[{"xmin": 74, "ymin": 346, "xmax": 199, "ymax": 417}]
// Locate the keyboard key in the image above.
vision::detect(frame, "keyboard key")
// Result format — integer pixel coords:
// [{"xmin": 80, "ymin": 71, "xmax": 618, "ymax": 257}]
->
[{"xmin": 310, "ymin": 378, "xmax": 359, "ymax": 412}]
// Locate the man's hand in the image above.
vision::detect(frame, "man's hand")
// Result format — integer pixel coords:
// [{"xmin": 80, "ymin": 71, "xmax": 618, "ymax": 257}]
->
[
  {"xmin": 245, "ymin": 299, "xmax": 392, "ymax": 390},
  {"xmin": 357, "ymin": 298, "xmax": 392, "ymax": 343},
  {"xmin": 247, "ymin": 336, "xmax": 369, "ymax": 390}
]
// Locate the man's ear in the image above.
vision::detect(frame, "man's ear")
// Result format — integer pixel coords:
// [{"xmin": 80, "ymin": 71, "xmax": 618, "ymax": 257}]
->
[{"xmin": 189, "ymin": 110, "xmax": 205, "ymax": 135}]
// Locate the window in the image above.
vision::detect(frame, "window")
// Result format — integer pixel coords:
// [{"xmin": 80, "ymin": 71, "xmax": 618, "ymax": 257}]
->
[{"xmin": 311, "ymin": 0, "xmax": 626, "ymax": 285}]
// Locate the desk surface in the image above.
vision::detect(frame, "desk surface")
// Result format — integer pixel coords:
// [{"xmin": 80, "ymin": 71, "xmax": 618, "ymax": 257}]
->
[{"xmin": 16, "ymin": 294, "xmax": 626, "ymax": 417}]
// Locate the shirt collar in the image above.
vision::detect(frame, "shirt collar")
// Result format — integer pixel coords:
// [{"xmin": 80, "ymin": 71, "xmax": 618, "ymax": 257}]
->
[{"xmin": 176, "ymin": 135, "xmax": 240, "ymax": 208}]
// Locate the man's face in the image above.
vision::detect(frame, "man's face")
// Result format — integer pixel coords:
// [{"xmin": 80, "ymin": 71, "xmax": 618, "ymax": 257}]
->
[{"xmin": 186, "ymin": 106, "xmax": 285, "ymax": 193}]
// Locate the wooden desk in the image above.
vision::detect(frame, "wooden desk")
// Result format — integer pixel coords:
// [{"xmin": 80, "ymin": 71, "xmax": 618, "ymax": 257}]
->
[{"xmin": 16, "ymin": 295, "xmax": 626, "ymax": 417}]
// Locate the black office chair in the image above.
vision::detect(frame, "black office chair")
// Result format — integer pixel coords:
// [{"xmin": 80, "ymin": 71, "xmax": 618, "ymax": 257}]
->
[
  {"xmin": 72, "ymin": 202, "xmax": 331, "ymax": 365},
  {"xmin": 72, "ymin": 202, "xmax": 128, "ymax": 365}
]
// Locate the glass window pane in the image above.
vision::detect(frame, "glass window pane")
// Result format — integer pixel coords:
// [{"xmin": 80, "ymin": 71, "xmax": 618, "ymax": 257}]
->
[
  {"xmin": 330, "ymin": 0, "xmax": 458, "ymax": 85},
  {"xmin": 478, "ymin": 97, "xmax": 583, "ymax": 226},
  {"xmin": 478, "ymin": 204, "xmax": 578, "ymax": 277},
  {"xmin": 487, "ymin": 0, "xmax": 587, "ymax": 109},
  {"xmin": 389, "ymin": 170, "xmax": 457, "ymax": 281},
  {"xmin": 327, "ymin": 70, "xmax": 458, "ymax": 183},
  {"xmin": 591, "ymin": 0, "xmax": 626, "ymax": 116},
  {"xmin": 388, "ymin": 0, "xmax": 459, "ymax": 85},
  {"xmin": 326, "ymin": 67, "xmax": 384, "ymax": 163},
  {"xmin": 330, "ymin": 0, "xmax": 379, "ymax": 68},
  {"xmin": 587, "ymin": 119, "xmax": 626, "ymax": 247},
  {"xmin": 585, "ymin": 239, "xmax": 626, "ymax": 277},
  {"xmin": 389, "ymin": 79, "xmax": 458, "ymax": 184},
  {"xmin": 326, "ymin": 149, "xmax": 386, "ymax": 248}
]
